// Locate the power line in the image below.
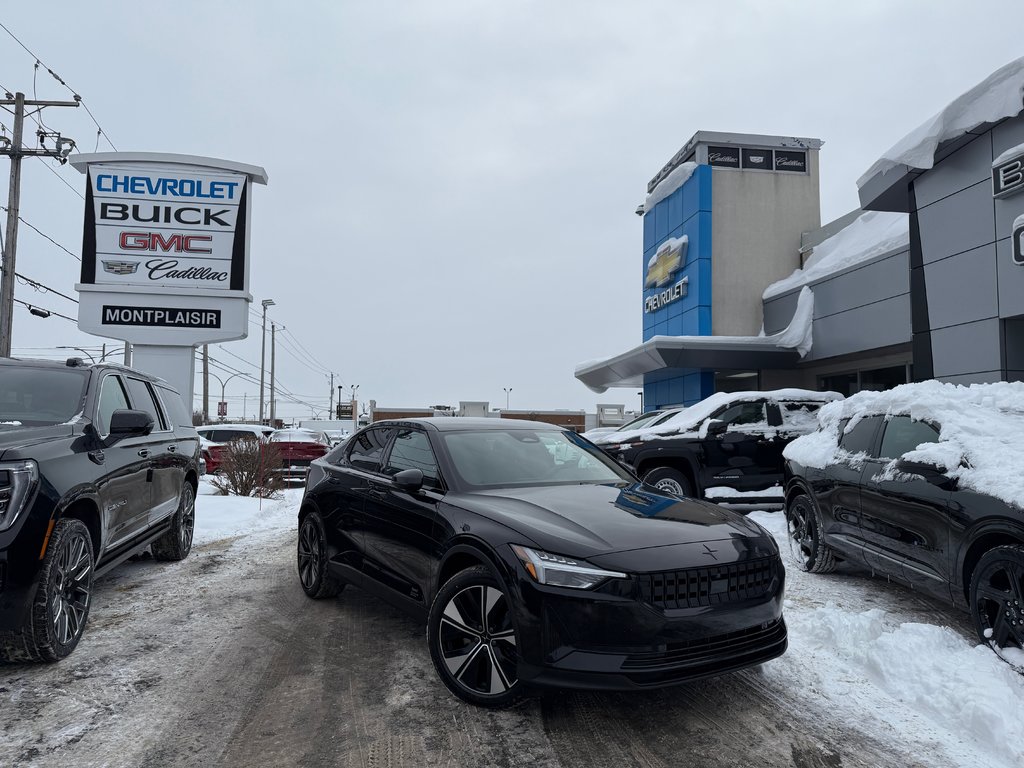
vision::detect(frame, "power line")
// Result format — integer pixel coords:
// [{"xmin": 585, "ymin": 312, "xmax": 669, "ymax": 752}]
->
[
  {"xmin": 0, "ymin": 21, "xmax": 116, "ymax": 151},
  {"xmin": 1, "ymin": 205, "xmax": 80, "ymax": 261},
  {"xmin": 15, "ymin": 272, "xmax": 78, "ymax": 303},
  {"xmin": 13, "ymin": 298, "xmax": 75, "ymax": 322}
]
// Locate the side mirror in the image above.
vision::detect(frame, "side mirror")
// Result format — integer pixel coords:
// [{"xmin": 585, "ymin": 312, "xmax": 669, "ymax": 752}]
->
[
  {"xmin": 706, "ymin": 419, "xmax": 728, "ymax": 437},
  {"xmin": 393, "ymin": 468, "xmax": 425, "ymax": 493},
  {"xmin": 108, "ymin": 409, "xmax": 154, "ymax": 441}
]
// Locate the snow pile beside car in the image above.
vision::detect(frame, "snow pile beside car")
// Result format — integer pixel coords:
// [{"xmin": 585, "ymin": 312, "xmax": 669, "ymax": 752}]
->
[{"xmin": 784, "ymin": 380, "xmax": 1024, "ymax": 509}]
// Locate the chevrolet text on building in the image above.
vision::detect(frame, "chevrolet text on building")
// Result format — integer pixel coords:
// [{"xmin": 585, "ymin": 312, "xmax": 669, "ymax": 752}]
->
[{"xmin": 70, "ymin": 152, "xmax": 268, "ymax": 408}]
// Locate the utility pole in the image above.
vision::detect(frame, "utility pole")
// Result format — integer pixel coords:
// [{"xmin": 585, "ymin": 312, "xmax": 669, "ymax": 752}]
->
[
  {"xmin": 329, "ymin": 372, "xmax": 334, "ymax": 420},
  {"xmin": 0, "ymin": 92, "xmax": 80, "ymax": 357},
  {"xmin": 202, "ymin": 344, "xmax": 210, "ymax": 423},
  {"xmin": 269, "ymin": 322, "xmax": 278, "ymax": 427},
  {"xmin": 259, "ymin": 298, "xmax": 274, "ymax": 424}
]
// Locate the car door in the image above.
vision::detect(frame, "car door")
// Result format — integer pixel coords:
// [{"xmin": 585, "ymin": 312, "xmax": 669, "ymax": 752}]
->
[
  {"xmin": 92, "ymin": 373, "xmax": 153, "ymax": 551},
  {"xmin": 857, "ymin": 416, "xmax": 952, "ymax": 596},
  {"xmin": 700, "ymin": 400, "xmax": 779, "ymax": 491},
  {"xmin": 812, "ymin": 415, "xmax": 884, "ymax": 564},
  {"xmin": 360, "ymin": 428, "xmax": 445, "ymax": 607},
  {"xmin": 124, "ymin": 376, "xmax": 181, "ymax": 524}
]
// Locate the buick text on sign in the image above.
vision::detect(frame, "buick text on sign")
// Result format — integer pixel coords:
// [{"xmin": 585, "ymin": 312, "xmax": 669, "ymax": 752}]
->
[{"xmin": 81, "ymin": 164, "xmax": 247, "ymax": 291}]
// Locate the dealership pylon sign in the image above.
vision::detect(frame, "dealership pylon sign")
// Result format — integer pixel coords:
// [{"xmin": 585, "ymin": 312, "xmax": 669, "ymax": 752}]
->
[
  {"xmin": 70, "ymin": 153, "xmax": 267, "ymax": 404},
  {"xmin": 71, "ymin": 153, "xmax": 267, "ymax": 345}
]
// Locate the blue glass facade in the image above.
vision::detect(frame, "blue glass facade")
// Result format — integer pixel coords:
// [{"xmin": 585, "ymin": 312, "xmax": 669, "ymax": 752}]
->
[{"xmin": 641, "ymin": 164, "xmax": 715, "ymax": 409}]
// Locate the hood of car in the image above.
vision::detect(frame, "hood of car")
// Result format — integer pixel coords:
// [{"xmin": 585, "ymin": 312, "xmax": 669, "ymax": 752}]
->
[
  {"xmin": 449, "ymin": 481, "xmax": 770, "ymax": 560},
  {"xmin": 0, "ymin": 423, "xmax": 77, "ymax": 457}
]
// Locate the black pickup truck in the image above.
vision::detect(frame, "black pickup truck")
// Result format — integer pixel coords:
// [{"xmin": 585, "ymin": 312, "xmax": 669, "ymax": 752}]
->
[
  {"xmin": 0, "ymin": 357, "xmax": 200, "ymax": 662},
  {"xmin": 596, "ymin": 389, "xmax": 840, "ymax": 503}
]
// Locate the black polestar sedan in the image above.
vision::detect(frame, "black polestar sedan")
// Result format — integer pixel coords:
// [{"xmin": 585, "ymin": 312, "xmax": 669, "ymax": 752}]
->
[{"xmin": 296, "ymin": 417, "xmax": 786, "ymax": 706}]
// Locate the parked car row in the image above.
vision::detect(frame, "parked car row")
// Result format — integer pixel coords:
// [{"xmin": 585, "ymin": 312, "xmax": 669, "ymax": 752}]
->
[{"xmin": 196, "ymin": 424, "xmax": 330, "ymax": 482}]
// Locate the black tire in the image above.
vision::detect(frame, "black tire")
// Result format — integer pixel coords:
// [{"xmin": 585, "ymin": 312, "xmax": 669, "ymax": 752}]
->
[
  {"xmin": 0, "ymin": 519, "xmax": 95, "ymax": 663},
  {"xmin": 643, "ymin": 466, "xmax": 693, "ymax": 497},
  {"xmin": 785, "ymin": 493, "xmax": 837, "ymax": 574},
  {"xmin": 297, "ymin": 512, "xmax": 344, "ymax": 599},
  {"xmin": 970, "ymin": 545, "xmax": 1024, "ymax": 671},
  {"xmin": 151, "ymin": 482, "xmax": 196, "ymax": 561},
  {"xmin": 427, "ymin": 565, "xmax": 523, "ymax": 708}
]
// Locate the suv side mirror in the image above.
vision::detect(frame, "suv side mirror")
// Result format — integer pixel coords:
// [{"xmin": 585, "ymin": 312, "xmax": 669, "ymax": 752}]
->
[
  {"xmin": 109, "ymin": 409, "xmax": 155, "ymax": 441},
  {"xmin": 393, "ymin": 468, "xmax": 425, "ymax": 493},
  {"xmin": 894, "ymin": 459, "xmax": 957, "ymax": 490},
  {"xmin": 706, "ymin": 419, "xmax": 728, "ymax": 437}
]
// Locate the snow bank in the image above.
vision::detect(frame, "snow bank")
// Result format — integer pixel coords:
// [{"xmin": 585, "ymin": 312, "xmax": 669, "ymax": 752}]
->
[
  {"xmin": 194, "ymin": 480, "xmax": 301, "ymax": 544},
  {"xmin": 858, "ymin": 56, "xmax": 1024, "ymax": 186},
  {"xmin": 643, "ymin": 161, "xmax": 697, "ymax": 213},
  {"xmin": 784, "ymin": 380, "xmax": 1024, "ymax": 509},
  {"xmin": 763, "ymin": 211, "xmax": 909, "ymax": 300}
]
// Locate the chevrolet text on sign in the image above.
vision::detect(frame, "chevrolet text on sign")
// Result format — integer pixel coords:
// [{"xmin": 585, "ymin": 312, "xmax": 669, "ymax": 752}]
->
[{"xmin": 81, "ymin": 164, "xmax": 248, "ymax": 292}]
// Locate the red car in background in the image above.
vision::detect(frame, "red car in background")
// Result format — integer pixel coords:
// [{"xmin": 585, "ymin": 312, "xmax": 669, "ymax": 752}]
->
[{"xmin": 269, "ymin": 428, "xmax": 331, "ymax": 482}]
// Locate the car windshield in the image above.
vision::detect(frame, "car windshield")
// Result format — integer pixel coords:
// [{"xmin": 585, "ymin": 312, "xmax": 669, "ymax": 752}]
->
[
  {"xmin": 441, "ymin": 428, "xmax": 632, "ymax": 489},
  {"xmin": 0, "ymin": 367, "xmax": 89, "ymax": 427}
]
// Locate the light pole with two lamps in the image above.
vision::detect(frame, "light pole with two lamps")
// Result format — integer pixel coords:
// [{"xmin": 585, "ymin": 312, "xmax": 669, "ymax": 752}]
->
[
  {"xmin": 503, "ymin": 387, "xmax": 512, "ymax": 411},
  {"xmin": 208, "ymin": 371, "xmax": 247, "ymax": 422}
]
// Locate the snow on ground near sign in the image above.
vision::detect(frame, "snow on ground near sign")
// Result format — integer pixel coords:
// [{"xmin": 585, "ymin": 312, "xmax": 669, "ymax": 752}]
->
[{"xmin": 194, "ymin": 479, "xmax": 300, "ymax": 544}]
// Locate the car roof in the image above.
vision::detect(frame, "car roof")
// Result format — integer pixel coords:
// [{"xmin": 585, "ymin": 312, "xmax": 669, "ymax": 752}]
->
[{"xmin": 370, "ymin": 416, "xmax": 565, "ymax": 433}]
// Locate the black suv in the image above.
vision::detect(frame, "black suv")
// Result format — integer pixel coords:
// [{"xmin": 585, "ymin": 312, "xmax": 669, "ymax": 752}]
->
[
  {"xmin": 598, "ymin": 389, "xmax": 840, "ymax": 502},
  {"xmin": 0, "ymin": 357, "xmax": 200, "ymax": 662}
]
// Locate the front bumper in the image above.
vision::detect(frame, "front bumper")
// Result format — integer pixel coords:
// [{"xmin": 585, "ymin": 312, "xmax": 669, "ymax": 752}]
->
[{"xmin": 510, "ymin": 560, "xmax": 786, "ymax": 691}]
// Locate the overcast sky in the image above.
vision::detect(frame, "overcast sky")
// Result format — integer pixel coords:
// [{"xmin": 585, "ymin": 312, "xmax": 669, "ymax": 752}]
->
[{"xmin": 2, "ymin": 1, "xmax": 1023, "ymax": 421}]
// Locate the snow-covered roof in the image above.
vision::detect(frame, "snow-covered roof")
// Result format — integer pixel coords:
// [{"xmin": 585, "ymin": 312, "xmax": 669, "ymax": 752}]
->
[
  {"xmin": 763, "ymin": 211, "xmax": 909, "ymax": 300},
  {"xmin": 784, "ymin": 380, "xmax": 1024, "ymax": 509},
  {"xmin": 643, "ymin": 162, "xmax": 696, "ymax": 213},
  {"xmin": 858, "ymin": 56, "xmax": 1024, "ymax": 189},
  {"xmin": 599, "ymin": 387, "xmax": 841, "ymax": 445}
]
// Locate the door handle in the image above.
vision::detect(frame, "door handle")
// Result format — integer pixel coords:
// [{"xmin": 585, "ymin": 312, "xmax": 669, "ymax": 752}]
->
[
  {"xmin": 368, "ymin": 487, "xmax": 388, "ymax": 499},
  {"xmin": 166, "ymin": 445, "xmax": 177, "ymax": 453},
  {"xmin": 138, "ymin": 449, "xmax": 150, "ymax": 458}
]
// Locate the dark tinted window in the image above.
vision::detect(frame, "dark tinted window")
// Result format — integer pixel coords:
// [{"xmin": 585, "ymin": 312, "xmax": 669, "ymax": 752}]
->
[
  {"xmin": 96, "ymin": 375, "xmax": 130, "ymax": 435},
  {"xmin": 157, "ymin": 385, "xmax": 193, "ymax": 428},
  {"xmin": 716, "ymin": 402, "xmax": 766, "ymax": 427},
  {"xmin": 879, "ymin": 417, "xmax": 940, "ymax": 460},
  {"xmin": 347, "ymin": 427, "xmax": 393, "ymax": 472},
  {"xmin": 384, "ymin": 430, "xmax": 440, "ymax": 486},
  {"xmin": 0, "ymin": 367, "xmax": 88, "ymax": 426},
  {"xmin": 838, "ymin": 416, "xmax": 882, "ymax": 457},
  {"xmin": 125, "ymin": 377, "xmax": 166, "ymax": 430}
]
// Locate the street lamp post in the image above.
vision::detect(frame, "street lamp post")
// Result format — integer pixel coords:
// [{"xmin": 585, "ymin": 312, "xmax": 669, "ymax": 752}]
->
[
  {"xmin": 208, "ymin": 371, "xmax": 246, "ymax": 422},
  {"xmin": 350, "ymin": 384, "xmax": 359, "ymax": 433},
  {"xmin": 638, "ymin": 390, "xmax": 644, "ymax": 412},
  {"xmin": 503, "ymin": 387, "xmax": 512, "ymax": 410},
  {"xmin": 258, "ymin": 298, "xmax": 274, "ymax": 424},
  {"xmin": 337, "ymin": 385, "xmax": 343, "ymax": 418}
]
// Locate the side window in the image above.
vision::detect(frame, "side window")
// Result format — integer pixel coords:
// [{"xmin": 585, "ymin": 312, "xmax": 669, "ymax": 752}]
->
[
  {"xmin": 347, "ymin": 427, "xmax": 393, "ymax": 473},
  {"xmin": 838, "ymin": 416, "xmax": 882, "ymax": 457},
  {"xmin": 384, "ymin": 430, "xmax": 440, "ymax": 487},
  {"xmin": 125, "ymin": 377, "xmax": 166, "ymax": 431},
  {"xmin": 879, "ymin": 417, "xmax": 940, "ymax": 460},
  {"xmin": 716, "ymin": 402, "xmax": 767, "ymax": 428},
  {"xmin": 780, "ymin": 402, "xmax": 824, "ymax": 433},
  {"xmin": 156, "ymin": 385, "xmax": 193, "ymax": 428},
  {"xmin": 95, "ymin": 375, "xmax": 130, "ymax": 436}
]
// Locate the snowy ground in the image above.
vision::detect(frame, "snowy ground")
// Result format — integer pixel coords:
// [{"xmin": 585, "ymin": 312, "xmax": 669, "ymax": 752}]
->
[{"xmin": 2, "ymin": 482, "xmax": 1022, "ymax": 767}]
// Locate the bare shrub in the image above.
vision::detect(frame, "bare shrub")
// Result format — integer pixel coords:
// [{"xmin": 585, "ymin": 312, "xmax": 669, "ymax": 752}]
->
[{"xmin": 210, "ymin": 439, "xmax": 284, "ymax": 498}]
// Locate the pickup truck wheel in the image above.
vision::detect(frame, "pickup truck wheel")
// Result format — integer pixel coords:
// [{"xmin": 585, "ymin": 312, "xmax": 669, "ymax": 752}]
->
[
  {"xmin": 151, "ymin": 482, "xmax": 195, "ymax": 562},
  {"xmin": 0, "ymin": 518, "xmax": 95, "ymax": 662},
  {"xmin": 643, "ymin": 467, "xmax": 693, "ymax": 497}
]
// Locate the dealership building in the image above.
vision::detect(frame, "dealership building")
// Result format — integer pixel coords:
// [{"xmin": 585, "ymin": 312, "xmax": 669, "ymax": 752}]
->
[{"xmin": 576, "ymin": 58, "xmax": 1024, "ymax": 410}]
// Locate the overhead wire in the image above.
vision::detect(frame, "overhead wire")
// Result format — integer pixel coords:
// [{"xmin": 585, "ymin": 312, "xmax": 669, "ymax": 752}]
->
[{"xmin": 13, "ymin": 298, "xmax": 75, "ymax": 322}]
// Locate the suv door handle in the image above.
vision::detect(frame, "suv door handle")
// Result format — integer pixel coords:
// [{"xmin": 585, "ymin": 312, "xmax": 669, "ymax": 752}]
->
[
  {"xmin": 368, "ymin": 486, "xmax": 388, "ymax": 499},
  {"xmin": 138, "ymin": 449, "xmax": 150, "ymax": 458},
  {"xmin": 166, "ymin": 445, "xmax": 177, "ymax": 453}
]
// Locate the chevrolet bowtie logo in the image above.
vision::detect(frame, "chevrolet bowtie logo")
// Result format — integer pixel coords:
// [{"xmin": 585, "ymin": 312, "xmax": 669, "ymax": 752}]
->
[
  {"xmin": 644, "ymin": 236, "xmax": 687, "ymax": 289},
  {"xmin": 102, "ymin": 260, "xmax": 139, "ymax": 275}
]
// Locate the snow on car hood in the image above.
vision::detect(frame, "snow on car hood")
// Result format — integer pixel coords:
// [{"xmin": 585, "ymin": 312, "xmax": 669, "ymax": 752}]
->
[
  {"xmin": 596, "ymin": 388, "xmax": 841, "ymax": 445},
  {"xmin": 784, "ymin": 380, "xmax": 1024, "ymax": 509}
]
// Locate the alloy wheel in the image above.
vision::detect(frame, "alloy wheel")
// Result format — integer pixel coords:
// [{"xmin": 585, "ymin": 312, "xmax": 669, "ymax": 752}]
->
[
  {"xmin": 973, "ymin": 556, "xmax": 1024, "ymax": 664},
  {"xmin": 786, "ymin": 496, "xmax": 814, "ymax": 568},
  {"xmin": 297, "ymin": 518, "xmax": 322, "ymax": 591},
  {"xmin": 437, "ymin": 584, "xmax": 518, "ymax": 697},
  {"xmin": 50, "ymin": 530, "xmax": 93, "ymax": 646},
  {"xmin": 179, "ymin": 485, "xmax": 195, "ymax": 551}
]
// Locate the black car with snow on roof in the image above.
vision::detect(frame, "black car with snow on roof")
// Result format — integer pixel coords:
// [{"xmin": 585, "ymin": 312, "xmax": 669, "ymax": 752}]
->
[{"xmin": 782, "ymin": 380, "xmax": 1024, "ymax": 670}]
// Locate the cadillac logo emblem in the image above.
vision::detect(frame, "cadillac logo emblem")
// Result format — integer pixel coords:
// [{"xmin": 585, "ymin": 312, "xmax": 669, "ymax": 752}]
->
[{"xmin": 102, "ymin": 260, "xmax": 140, "ymax": 275}]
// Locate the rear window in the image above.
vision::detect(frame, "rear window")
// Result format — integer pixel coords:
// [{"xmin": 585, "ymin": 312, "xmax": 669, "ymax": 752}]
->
[
  {"xmin": 157, "ymin": 385, "xmax": 193, "ymax": 429},
  {"xmin": 271, "ymin": 430, "xmax": 322, "ymax": 443}
]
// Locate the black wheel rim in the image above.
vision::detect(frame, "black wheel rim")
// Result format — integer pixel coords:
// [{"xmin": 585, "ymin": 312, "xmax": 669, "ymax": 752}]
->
[
  {"xmin": 180, "ymin": 486, "xmax": 195, "ymax": 551},
  {"xmin": 974, "ymin": 558, "xmax": 1024, "ymax": 656},
  {"xmin": 297, "ymin": 519, "xmax": 321, "ymax": 591},
  {"xmin": 50, "ymin": 531, "xmax": 92, "ymax": 646},
  {"xmin": 438, "ymin": 584, "xmax": 517, "ymax": 697},
  {"xmin": 786, "ymin": 497, "xmax": 814, "ymax": 568}
]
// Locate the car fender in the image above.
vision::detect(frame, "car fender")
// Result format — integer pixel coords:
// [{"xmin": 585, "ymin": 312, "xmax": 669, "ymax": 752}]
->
[{"xmin": 954, "ymin": 517, "xmax": 1024, "ymax": 603}]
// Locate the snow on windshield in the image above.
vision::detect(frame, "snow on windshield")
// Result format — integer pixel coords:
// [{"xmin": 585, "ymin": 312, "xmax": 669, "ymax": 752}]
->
[
  {"xmin": 763, "ymin": 211, "xmax": 909, "ymax": 300},
  {"xmin": 784, "ymin": 380, "xmax": 1024, "ymax": 509}
]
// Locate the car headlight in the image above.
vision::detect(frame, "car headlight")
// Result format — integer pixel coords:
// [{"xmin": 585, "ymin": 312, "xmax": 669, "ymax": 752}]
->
[
  {"xmin": 0, "ymin": 460, "xmax": 39, "ymax": 531},
  {"xmin": 511, "ymin": 545, "xmax": 626, "ymax": 589}
]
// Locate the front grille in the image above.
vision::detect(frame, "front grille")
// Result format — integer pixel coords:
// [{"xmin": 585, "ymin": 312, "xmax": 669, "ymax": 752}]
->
[{"xmin": 638, "ymin": 556, "xmax": 779, "ymax": 610}]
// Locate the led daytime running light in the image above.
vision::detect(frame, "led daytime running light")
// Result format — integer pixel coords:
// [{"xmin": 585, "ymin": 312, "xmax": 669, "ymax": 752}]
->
[{"xmin": 511, "ymin": 545, "xmax": 626, "ymax": 589}]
